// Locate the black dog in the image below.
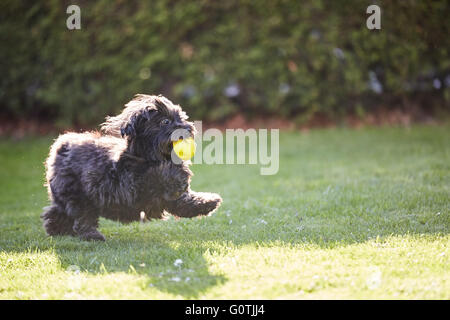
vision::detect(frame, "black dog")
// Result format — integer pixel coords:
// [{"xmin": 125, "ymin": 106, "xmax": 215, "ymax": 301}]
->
[{"xmin": 41, "ymin": 94, "xmax": 222, "ymax": 241}]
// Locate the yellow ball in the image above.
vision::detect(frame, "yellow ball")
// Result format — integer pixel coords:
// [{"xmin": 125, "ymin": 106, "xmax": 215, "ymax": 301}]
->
[{"xmin": 173, "ymin": 137, "xmax": 196, "ymax": 160}]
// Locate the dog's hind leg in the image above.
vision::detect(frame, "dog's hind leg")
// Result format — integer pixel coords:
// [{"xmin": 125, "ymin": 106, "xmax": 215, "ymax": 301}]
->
[
  {"xmin": 72, "ymin": 214, "xmax": 105, "ymax": 241},
  {"xmin": 165, "ymin": 191, "xmax": 222, "ymax": 218},
  {"xmin": 41, "ymin": 204, "xmax": 75, "ymax": 236},
  {"xmin": 65, "ymin": 200, "xmax": 105, "ymax": 241}
]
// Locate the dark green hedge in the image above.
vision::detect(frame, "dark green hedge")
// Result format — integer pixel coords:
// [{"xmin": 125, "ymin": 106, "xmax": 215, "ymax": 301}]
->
[{"xmin": 1, "ymin": 0, "xmax": 449, "ymax": 126}]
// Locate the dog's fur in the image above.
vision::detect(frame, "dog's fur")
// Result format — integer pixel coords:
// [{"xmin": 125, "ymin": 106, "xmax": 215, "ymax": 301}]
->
[{"xmin": 41, "ymin": 94, "xmax": 222, "ymax": 241}]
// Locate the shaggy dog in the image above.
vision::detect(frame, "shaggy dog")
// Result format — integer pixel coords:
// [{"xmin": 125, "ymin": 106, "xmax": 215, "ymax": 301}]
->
[{"xmin": 41, "ymin": 94, "xmax": 222, "ymax": 241}]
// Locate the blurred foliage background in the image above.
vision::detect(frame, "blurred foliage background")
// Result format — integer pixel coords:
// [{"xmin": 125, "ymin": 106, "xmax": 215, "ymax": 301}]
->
[{"xmin": 0, "ymin": 0, "xmax": 449, "ymax": 127}]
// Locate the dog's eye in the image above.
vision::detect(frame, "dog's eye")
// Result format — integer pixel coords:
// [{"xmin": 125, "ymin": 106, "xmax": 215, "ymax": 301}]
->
[{"xmin": 161, "ymin": 118, "xmax": 171, "ymax": 126}]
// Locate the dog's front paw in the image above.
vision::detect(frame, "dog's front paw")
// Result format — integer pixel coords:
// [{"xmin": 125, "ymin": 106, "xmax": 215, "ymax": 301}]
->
[
  {"xmin": 194, "ymin": 192, "xmax": 222, "ymax": 216},
  {"xmin": 165, "ymin": 191, "xmax": 222, "ymax": 218}
]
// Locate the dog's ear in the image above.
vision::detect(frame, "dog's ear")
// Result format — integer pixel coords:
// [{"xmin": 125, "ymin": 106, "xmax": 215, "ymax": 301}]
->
[
  {"xmin": 101, "ymin": 96, "xmax": 157, "ymax": 137},
  {"xmin": 119, "ymin": 108, "xmax": 156, "ymax": 138}
]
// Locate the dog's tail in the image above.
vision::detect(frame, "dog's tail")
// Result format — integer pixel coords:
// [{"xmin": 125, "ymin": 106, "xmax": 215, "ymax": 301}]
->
[{"xmin": 41, "ymin": 205, "xmax": 75, "ymax": 236}]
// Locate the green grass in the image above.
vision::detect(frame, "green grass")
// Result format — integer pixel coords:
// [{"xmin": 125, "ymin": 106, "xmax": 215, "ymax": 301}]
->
[{"xmin": 0, "ymin": 125, "xmax": 449, "ymax": 299}]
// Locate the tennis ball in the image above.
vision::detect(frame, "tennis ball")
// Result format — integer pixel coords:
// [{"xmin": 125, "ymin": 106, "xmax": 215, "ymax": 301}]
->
[{"xmin": 173, "ymin": 137, "xmax": 196, "ymax": 160}]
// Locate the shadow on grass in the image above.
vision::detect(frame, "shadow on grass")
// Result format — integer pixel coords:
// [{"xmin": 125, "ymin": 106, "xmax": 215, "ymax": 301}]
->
[
  {"xmin": 51, "ymin": 224, "xmax": 228, "ymax": 299},
  {"xmin": 1, "ymin": 217, "xmax": 228, "ymax": 299}
]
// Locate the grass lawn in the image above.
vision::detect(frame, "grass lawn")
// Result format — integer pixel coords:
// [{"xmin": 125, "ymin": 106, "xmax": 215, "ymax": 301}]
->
[{"xmin": 0, "ymin": 125, "xmax": 449, "ymax": 299}]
